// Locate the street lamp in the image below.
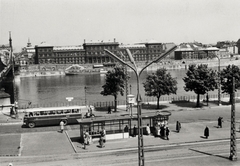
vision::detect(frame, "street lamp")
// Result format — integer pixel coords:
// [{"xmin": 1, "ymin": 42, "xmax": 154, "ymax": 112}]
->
[
  {"xmin": 105, "ymin": 45, "xmax": 177, "ymax": 166},
  {"xmin": 215, "ymin": 55, "xmax": 221, "ymax": 106}
]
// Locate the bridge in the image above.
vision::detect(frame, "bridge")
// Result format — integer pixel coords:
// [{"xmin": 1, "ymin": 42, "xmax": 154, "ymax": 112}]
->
[{"xmin": 0, "ymin": 64, "xmax": 13, "ymax": 82}]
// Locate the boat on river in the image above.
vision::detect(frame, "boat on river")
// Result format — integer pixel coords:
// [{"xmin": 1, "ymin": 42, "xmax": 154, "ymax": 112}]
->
[{"xmin": 65, "ymin": 64, "xmax": 107, "ymax": 75}]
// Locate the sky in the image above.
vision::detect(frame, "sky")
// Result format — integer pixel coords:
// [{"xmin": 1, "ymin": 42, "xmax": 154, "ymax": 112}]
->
[{"xmin": 1, "ymin": 0, "xmax": 240, "ymax": 52}]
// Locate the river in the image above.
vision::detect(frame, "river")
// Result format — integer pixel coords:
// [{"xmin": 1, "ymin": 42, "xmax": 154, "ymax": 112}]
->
[{"xmin": 14, "ymin": 67, "xmax": 220, "ymax": 107}]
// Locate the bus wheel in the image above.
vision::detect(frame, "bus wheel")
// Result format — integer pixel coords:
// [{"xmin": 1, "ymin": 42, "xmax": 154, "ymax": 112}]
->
[
  {"xmin": 28, "ymin": 122, "xmax": 35, "ymax": 128},
  {"xmin": 62, "ymin": 120, "xmax": 68, "ymax": 125}
]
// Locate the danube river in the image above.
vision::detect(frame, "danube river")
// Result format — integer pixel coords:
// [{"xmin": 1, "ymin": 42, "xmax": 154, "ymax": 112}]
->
[{"xmin": 14, "ymin": 68, "xmax": 220, "ymax": 107}]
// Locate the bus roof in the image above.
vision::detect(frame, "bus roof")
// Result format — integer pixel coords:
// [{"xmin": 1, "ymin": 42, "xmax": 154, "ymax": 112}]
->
[{"xmin": 23, "ymin": 105, "xmax": 93, "ymax": 113}]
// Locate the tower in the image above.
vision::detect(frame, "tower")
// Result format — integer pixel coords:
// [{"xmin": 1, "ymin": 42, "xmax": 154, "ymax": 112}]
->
[{"xmin": 27, "ymin": 38, "xmax": 32, "ymax": 47}]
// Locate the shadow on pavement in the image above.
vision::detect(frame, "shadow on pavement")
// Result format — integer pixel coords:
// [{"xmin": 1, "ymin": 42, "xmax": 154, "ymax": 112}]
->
[
  {"xmin": 171, "ymin": 101, "xmax": 204, "ymax": 108},
  {"xmin": 141, "ymin": 104, "xmax": 168, "ymax": 110},
  {"xmin": 189, "ymin": 148, "xmax": 229, "ymax": 160}
]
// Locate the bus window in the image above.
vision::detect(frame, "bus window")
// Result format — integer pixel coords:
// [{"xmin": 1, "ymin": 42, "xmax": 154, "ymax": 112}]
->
[
  {"xmin": 57, "ymin": 110, "xmax": 63, "ymax": 114},
  {"xmin": 29, "ymin": 112, "xmax": 33, "ymax": 117},
  {"xmin": 34, "ymin": 112, "xmax": 40, "ymax": 116},
  {"xmin": 49, "ymin": 111, "xmax": 55, "ymax": 115}
]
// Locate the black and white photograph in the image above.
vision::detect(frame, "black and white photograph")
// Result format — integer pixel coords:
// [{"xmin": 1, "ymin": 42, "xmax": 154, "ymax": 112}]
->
[{"xmin": 1, "ymin": 0, "xmax": 240, "ymax": 165}]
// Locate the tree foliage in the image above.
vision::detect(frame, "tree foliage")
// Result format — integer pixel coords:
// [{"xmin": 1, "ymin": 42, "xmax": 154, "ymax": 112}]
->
[
  {"xmin": 143, "ymin": 68, "xmax": 177, "ymax": 109},
  {"xmin": 183, "ymin": 64, "xmax": 217, "ymax": 107},
  {"xmin": 220, "ymin": 65, "xmax": 240, "ymax": 104},
  {"xmin": 101, "ymin": 67, "xmax": 127, "ymax": 112}
]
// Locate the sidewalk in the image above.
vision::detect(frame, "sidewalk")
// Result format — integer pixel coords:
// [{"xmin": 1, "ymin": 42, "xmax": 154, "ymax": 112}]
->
[
  {"xmin": 1, "ymin": 100, "xmax": 240, "ymax": 157},
  {"xmin": 67, "ymin": 119, "xmax": 240, "ymax": 154}
]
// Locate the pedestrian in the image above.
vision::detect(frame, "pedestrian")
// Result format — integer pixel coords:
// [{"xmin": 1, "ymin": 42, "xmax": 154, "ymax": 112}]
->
[
  {"xmin": 83, "ymin": 132, "xmax": 88, "ymax": 149},
  {"xmin": 176, "ymin": 121, "xmax": 181, "ymax": 133},
  {"xmin": 60, "ymin": 120, "xmax": 64, "ymax": 133},
  {"xmin": 133, "ymin": 125, "xmax": 137, "ymax": 137},
  {"xmin": 124, "ymin": 125, "xmax": 129, "ymax": 132},
  {"xmin": 99, "ymin": 131, "xmax": 105, "ymax": 148},
  {"xmin": 206, "ymin": 93, "xmax": 209, "ymax": 106},
  {"xmin": 108, "ymin": 106, "xmax": 111, "ymax": 114},
  {"xmin": 218, "ymin": 117, "xmax": 223, "ymax": 128},
  {"xmin": 146, "ymin": 124, "xmax": 150, "ymax": 135},
  {"xmin": 204, "ymin": 126, "xmax": 209, "ymax": 139},
  {"xmin": 160, "ymin": 126, "xmax": 165, "ymax": 138},
  {"xmin": 102, "ymin": 128, "xmax": 106, "ymax": 143},
  {"xmin": 166, "ymin": 127, "xmax": 170, "ymax": 140}
]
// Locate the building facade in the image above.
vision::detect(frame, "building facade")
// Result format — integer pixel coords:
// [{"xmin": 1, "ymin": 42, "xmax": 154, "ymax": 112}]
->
[
  {"xmin": 174, "ymin": 43, "xmax": 219, "ymax": 60},
  {"xmin": 33, "ymin": 39, "xmax": 168, "ymax": 65}
]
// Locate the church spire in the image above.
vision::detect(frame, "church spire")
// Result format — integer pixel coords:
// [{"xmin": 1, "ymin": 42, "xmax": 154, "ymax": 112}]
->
[
  {"xmin": 27, "ymin": 38, "xmax": 32, "ymax": 47},
  {"xmin": 9, "ymin": 31, "xmax": 12, "ymax": 50}
]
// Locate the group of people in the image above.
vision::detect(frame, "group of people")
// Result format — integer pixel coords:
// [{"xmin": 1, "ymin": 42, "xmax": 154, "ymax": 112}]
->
[{"xmin": 83, "ymin": 128, "xmax": 106, "ymax": 149}]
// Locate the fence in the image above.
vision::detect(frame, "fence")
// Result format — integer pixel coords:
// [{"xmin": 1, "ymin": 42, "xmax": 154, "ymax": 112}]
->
[{"xmin": 18, "ymin": 93, "xmax": 240, "ymax": 110}]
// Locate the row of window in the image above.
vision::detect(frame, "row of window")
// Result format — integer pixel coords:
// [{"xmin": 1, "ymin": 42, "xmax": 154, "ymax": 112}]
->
[
  {"xmin": 85, "ymin": 45, "xmax": 117, "ymax": 50},
  {"xmin": 38, "ymin": 49, "xmax": 52, "ymax": 53}
]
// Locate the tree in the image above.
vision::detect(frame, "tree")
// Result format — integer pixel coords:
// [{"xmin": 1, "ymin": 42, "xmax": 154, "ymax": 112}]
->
[
  {"xmin": 183, "ymin": 64, "xmax": 217, "ymax": 107},
  {"xmin": 101, "ymin": 67, "xmax": 127, "ymax": 112},
  {"xmin": 143, "ymin": 68, "xmax": 177, "ymax": 109},
  {"xmin": 220, "ymin": 65, "xmax": 240, "ymax": 104}
]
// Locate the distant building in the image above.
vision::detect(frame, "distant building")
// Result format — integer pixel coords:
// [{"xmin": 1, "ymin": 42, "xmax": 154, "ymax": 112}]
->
[
  {"xmin": 174, "ymin": 43, "xmax": 219, "ymax": 60},
  {"xmin": 16, "ymin": 39, "xmax": 35, "ymax": 70},
  {"xmin": 236, "ymin": 39, "xmax": 240, "ymax": 54},
  {"xmin": 216, "ymin": 40, "xmax": 238, "ymax": 55},
  {"xmin": 33, "ymin": 39, "xmax": 167, "ymax": 65}
]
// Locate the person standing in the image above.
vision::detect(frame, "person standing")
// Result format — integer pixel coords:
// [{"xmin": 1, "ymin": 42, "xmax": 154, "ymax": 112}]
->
[
  {"xmin": 206, "ymin": 93, "xmax": 209, "ymax": 106},
  {"xmin": 218, "ymin": 117, "xmax": 223, "ymax": 128},
  {"xmin": 83, "ymin": 132, "xmax": 88, "ymax": 149},
  {"xmin": 108, "ymin": 106, "xmax": 111, "ymax": 114},
  {"xmin": 176, "ymin": 121, "xmax": 181, "ymax": 133},
  {"xmin": 166, "ymin": 127, "xmax": 170, "ymax": 140},
  {"xmin": 146, "ymin": 124, "xmax": 150, "ymax": 135},
  {"xmin": 204, "ymin": 126, "xmax": 209, "ymax": 139},
  {"xmin": 133, "ymin": 125, "xmax": 137, "ymax": 137},
  {"xmin": 60, "ymin": 120, "xmax": 64, "ymax": 133},
  {"xmin": 99, "ymin": 130, "xmax": 105, "ymax": 148}
]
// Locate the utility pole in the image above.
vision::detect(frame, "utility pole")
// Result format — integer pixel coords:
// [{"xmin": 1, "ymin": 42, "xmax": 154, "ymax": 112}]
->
[
  {"xmin": 9, "ymin": 32, "xmax": 18, "ymax": 118},
  {"xmin": 229, "ymin": 74, "xmax": 237, "ymax": 160}
]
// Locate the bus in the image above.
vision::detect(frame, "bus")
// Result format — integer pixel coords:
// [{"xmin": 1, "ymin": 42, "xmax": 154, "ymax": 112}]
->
[{"xmin": 23, "ymin": 105, "xmax": 95, "ymax": 128}]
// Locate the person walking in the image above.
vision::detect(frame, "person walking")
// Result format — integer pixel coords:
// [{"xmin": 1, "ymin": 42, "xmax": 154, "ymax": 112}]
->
[
  {"xmin": 166, "ymin": 127, "xmax": 170, "ymax": 140},
  {"xmin": 60, "ymin": 120, "xmax": 64, "ymax": 133},
  {"xmin": 176, "ymin": 121, "xmax": 181, "ymax": 133},
  {"xmin": 204, "ymin": 126, "xmax": 209, "ymax": 139}
]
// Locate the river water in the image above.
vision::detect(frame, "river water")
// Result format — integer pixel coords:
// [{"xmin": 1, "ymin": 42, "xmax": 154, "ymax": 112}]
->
[{"xmin": 14, "ymin": 67, "xmax": 220, "ymax": 107}]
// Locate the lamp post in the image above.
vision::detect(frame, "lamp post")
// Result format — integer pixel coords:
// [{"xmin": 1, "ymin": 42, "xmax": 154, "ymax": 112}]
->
[
  {"xmin": 215, "ymin": 55, "xmax": 221, "ymax": 106},
  {"xmin": 105, "ymin": 45, "xmax": 177, "ymax": 166},
  {"xmin": 84, "ymin": 86, "xmax": 87, "ymax": 106}
]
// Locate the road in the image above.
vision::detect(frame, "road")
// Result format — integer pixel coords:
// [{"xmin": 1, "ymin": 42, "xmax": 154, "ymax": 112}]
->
[
  {"xmin": 1, "ymin": 139, "xmax": 240, "ymax": 166},
  {"xmin": 1, "ymin": 103, "xmax": 240, "ymax": 166}
]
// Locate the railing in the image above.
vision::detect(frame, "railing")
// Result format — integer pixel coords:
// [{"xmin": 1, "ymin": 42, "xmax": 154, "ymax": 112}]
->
[{"xmin": 18, "ymin": 93, "xmax": 240, "ymax": 109}]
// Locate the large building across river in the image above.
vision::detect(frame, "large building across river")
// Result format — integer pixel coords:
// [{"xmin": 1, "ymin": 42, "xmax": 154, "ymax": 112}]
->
[
  {"xmin": 33, "ymin": 39, "xmax": 170, "ymax": 65},
  {"xmin": 17, "ymin": 38, "xmax": 238, "ymax": 68}
]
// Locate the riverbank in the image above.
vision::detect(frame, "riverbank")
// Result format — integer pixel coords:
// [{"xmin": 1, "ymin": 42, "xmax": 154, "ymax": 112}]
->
[{"xmin": 17, "ymin": 57, "xmax": 240, "ymax": 77}]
